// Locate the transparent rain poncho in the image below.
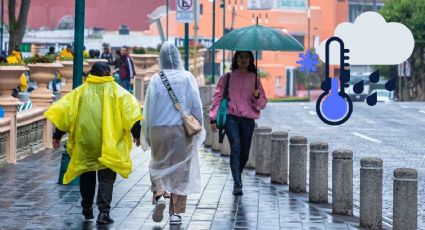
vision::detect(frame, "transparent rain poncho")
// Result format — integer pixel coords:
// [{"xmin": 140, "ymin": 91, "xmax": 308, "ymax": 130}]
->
[{"xmin": 141, "ymin": 41, "xmax": 205, "ymax": 195}]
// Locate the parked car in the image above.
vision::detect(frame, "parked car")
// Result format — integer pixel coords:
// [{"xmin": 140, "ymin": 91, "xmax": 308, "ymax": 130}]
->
[{"xmin": 371, "ymin": 89, "xmax": 394, "ymax": 102}]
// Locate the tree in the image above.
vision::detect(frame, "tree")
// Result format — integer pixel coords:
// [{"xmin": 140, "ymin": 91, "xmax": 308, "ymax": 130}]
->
[
  {"xmin": 7, "ymin": 0, "xmax": 31, "ymax": 55},
  {"xmin": 380, "ymin": 0, "xmax": 425, "ymax": 101}
]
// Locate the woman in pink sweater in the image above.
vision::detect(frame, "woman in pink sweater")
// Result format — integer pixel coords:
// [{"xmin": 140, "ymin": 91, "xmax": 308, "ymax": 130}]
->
[{"xmin": 209, "ymin": 51, "xmax": 267, "ymax": 195}]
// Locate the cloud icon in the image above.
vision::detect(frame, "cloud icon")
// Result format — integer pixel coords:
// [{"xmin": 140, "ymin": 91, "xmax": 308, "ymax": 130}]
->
[{"xmin": 318, "ymin": 11, "xmax": 414, "ymax": 65}]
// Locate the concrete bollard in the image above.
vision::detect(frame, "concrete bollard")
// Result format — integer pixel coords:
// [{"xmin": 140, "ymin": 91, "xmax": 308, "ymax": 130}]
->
[
  {"xmin": 247, "ymin": 125, "xmax": 269, "ymax": 169},
  {"xmin": 289, "ymin": 136, "xmax": 307, "ymax": 193},
  {"xmin": 255, "ymin": 132, "xmax": 272, "ymax": 175},
  {"xmin": 271, "ymin": 131, "xmax": 289, "ymax": 184},
  {"xmin": 332, "ymin": 149, "xmax": 353, "ymax": 216},
  {"xmin": 309, "ymin": 142, "xmax": 329, "ymax": 203},
  {"xmin": 199, "ymin": 85, "xmax": 215, "ymax": 107},
  {"xmin": 220, "ymin": 135, "xmax": 231, "ymax": 156},
  {"xmin": 393, "ymin": 168, "xmax": 418, "ymax": 230},
  {"xmin": 203, "ymin": 106, "xmax": 212, "ymax": 147},
  {"xmin": 360, "ymin": 157, "xmax": 383, "ymax": 229},
  {"xmin": 211, "ymin": 130, "xmax": 221, "ymax": 151}
]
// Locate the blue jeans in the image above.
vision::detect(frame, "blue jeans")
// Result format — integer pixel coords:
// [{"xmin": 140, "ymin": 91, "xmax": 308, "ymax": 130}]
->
[
  {"xmin": 119, "ymin": 79, "xmax": 132, "ymax": 92},
  {"xmin": 225, "ymin": 115, "xmax": 255, "ymax": 187}
]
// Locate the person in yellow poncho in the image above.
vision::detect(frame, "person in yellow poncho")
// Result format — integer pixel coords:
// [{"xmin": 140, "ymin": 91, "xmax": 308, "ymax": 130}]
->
[
  {"xmin": 44, "ymin": 62, "xmax": 143, "ymax": 225},
  {"xmin": 60, "ymin": 45, "xmax": 74, "ymax": 59},
  {"xmin": 7, "ymin": 47, "xmax": 24, "ymax": 64}
]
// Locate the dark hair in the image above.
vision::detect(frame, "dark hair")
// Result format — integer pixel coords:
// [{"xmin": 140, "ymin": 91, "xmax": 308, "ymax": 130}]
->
[
  {"xmin": 90, "ymin": 62, "xmax": 111, "ymax": 76},
  {"xmin": 231, "ymin": 51, "xmax": 257, "ymax": 74},
  {"xmin": 121, "ymin": 46, "xmax": 129, "ymax": 51}
]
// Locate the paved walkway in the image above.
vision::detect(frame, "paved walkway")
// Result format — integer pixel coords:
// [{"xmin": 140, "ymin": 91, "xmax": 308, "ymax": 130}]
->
[{"xmin": 0, "ymin": 146, "xmax": 384, "ymax": 230}]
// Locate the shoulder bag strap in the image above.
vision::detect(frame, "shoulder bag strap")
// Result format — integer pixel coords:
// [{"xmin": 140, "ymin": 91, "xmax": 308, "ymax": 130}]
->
[{"xmin": 159, "ymin": 71, "xmax": 181, "ymax": 111}]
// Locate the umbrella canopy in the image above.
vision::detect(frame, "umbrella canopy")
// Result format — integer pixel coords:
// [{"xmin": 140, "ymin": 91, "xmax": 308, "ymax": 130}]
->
[{"xmin": 211, "ymin": 24, "xmax": 304, "ymax": 51}]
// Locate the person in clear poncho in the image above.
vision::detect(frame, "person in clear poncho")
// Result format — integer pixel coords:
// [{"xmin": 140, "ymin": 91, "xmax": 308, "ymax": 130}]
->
[{"xmin": 142, "ymin": 41, "xmax": 205, "ymax": 225}]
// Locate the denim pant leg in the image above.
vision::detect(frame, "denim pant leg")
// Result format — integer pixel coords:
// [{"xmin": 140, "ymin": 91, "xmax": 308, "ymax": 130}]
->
[
  {"xmin": 239, "ymin": 118, "xmax": 255, "ymax": 173},
  {"xmin": 225, "ymin": 115, "xmax": 242, "ymax": 187},
  {"xmin": 119, "ymin": 79, "xmax": 130, "ymax": 91}
]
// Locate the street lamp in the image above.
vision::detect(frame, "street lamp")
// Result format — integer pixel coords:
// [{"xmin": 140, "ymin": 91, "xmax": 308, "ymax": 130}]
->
[
  {"xmin": 0, "ymin": 0, "xmax": 4, "ymax": 54},
  {"xmin": 210, "ymin": 0, "xmax": 216, "ymax": 83},
  {"xmin": 307, "ymin": 0, "xmax": 311, "ymax": 101}
]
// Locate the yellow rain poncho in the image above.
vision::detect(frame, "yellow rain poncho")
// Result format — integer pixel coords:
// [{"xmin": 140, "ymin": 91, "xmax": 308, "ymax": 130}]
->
[
  {"xmin": 44, "ymin": 74, "xmax": 143, "ymax": 184},
  {"xmin": 7, "ymin": 50, "xmax": 23, "ymax": 64},
  {"xmin": 60, "ymin": 49, "xmax": 74, "ymax": 59}
]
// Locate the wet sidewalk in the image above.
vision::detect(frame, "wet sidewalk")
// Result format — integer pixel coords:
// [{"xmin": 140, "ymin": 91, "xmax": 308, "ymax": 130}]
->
[{"xmin": 0, "ymin": 146, "xmax": 370, "ymax": 230}]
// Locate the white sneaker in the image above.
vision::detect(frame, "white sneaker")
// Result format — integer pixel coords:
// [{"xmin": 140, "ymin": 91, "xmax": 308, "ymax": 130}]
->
[
  {"xmin": 152, "ymin": 196, "xmax": 166, "ymax": 222},
  {"xmin": 169, "ymin": 214, "xmax": 182, "ymax": 225}
]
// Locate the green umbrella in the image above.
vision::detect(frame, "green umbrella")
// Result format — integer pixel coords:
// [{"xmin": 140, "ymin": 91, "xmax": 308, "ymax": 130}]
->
[
  {"xmin": 211, "ymin": 24, "xmax": 304, "ymax": 51},
  {"xmin": 210, "ymin": 23, "xmax": 304, "ymax": 94}
]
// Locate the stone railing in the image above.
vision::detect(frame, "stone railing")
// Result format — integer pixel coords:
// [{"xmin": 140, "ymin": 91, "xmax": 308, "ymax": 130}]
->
[
  {"xmin": 0, "ymin": 64, "xmax": 56, "ymax": 165},
  {"xmin": 15, "ymin": 108, "xmax": 48, "ymax": 160}
]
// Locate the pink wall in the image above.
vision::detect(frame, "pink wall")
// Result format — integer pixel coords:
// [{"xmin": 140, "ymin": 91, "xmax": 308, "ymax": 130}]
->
[{"xmin": 7, "ymin": 0, "xmax": 175, "ymax": 31}]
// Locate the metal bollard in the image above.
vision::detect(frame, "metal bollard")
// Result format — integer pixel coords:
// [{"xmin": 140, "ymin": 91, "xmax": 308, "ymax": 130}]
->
[
  {"xmin": 255, "ymin": 132, "xmax": 272, "ymax": 175},
  {"xmin": 271, "ymin": 131, "xmax": 289, "ymax": 184},
  {"xmin": 309, "ymin": 142, "xmax": 329, "ymax": 203},
  {"xmin": 360, "ymin": 157, "xmax": 383, "ymax": 229},
  {"xmin": 332, "ymin": 149, "xmax": 353, "ymax": 216},
  {"xmin": 393, "ymin": 168, "xmax": 418, "ymax": 230},
  {"xmin": 245, "ymin": 123, "xmax": 259, "ymax": 169},
  {"xmin": 220, "ymin": 135, "xmax": 231, "ymax": 156},
  {"xmin": 289, "ymin": 136, "xmax": 307, "ymax": 193}
]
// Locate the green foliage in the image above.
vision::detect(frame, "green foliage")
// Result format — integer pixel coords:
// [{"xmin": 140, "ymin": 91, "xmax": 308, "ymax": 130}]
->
[
  {"xmin": 372, "ymin": 65, "xmax": 398, "ymax": 79},
  {"xmin": 60, "ymin": 57, "xmax": 73, "ymax": 61},
  {"xmin": 380, "ymin": 0, "xmax": 425, "ymax": 100},
  {"xmin": 24, "ymin": 54, "xmax": 56, "ymax": 64},
  {"xmin": 132, "ymin": 47, "xmax": 146, "ymax": 54},
  {"xmin": 295, "ymin": 61, "xmax": 325, "ymax": 90}
]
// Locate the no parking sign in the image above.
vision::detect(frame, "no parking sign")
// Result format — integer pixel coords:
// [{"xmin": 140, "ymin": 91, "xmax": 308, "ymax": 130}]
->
[{"xmin": 176, "ymin": 0, "xmax": 195, "ymax": 23}]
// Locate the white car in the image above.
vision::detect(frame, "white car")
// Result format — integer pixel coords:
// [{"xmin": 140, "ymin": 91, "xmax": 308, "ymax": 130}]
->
[{"xmin": 371, "ymin": 89, "xmax": 393, "ymax": 102}]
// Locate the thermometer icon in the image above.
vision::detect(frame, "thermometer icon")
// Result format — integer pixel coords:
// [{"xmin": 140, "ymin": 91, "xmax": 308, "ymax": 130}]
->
[{"xmin": 316, "ymin": 37, "xmax": 353, "ymax": 126}]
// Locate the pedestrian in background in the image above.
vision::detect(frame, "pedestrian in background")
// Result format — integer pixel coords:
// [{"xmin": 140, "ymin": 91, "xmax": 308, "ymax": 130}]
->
[
  {"xmin": 209, "ymin": 51, "xmax": 267, "ymax": 196},
  {"xmin": 142, "ymin": 41, "xmax": 204, "ymax": 225},
  {"xmin": 118, "ymin": 46, "xmax": 136, "ymax": 92},
  {"xmin": 101, "ymin": 47, "xmax": 113, "ymax": 65}
]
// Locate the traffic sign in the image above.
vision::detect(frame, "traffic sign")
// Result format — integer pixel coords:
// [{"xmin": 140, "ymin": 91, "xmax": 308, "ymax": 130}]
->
[{"xmin": 176, "ymin": 0, "xmax": 195, "ymax": 23}]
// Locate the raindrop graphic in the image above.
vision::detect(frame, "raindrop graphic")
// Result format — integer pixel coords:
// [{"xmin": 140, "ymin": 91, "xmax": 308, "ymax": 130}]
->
[
  {"xmin": 366, "ymin": 92, "xmax": 377, "ymax": 106},
  {"xmin": 385, "ymin": 78, "xmax": 396, "ymax": 91},
  {"xmin": 353, "ymin": 80, "xmax": 364, "ymax": 94},
  {"xmin": 369, "ymin": 70, "xmax": 380, "ymax": 83}
]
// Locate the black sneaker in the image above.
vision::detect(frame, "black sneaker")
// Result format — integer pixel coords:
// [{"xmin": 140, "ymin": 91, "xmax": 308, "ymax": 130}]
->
[
  {"xmin": 232, "ymin": 185, "xmax": 243, "ymax": 196},
  {"xmin": 96, "ymin": 212, "xmax": 114, "ymax": 225},
  {"xmin": 82, "ymin": 207, "xmax": 94, "ymax": 220}
]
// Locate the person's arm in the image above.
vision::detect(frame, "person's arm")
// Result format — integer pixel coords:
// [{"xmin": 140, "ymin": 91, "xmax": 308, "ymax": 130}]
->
[
  {"xmin": 208, "ymin": 74, "xmax": 227, "ymax": 123},
  {"xmin": 52, "ymin": 127, "xmax": 66, "ymax": 149},
  {"xmin": 252, "ymin": 79, "xmax": 268, "ymax": 111},
  {"xmin": 131, "ymin": 120, "xmax": 141, "ymax": 139},
  {"xmin": 127, "ymin": 57, "xmax": 135, "ymax": 79}
]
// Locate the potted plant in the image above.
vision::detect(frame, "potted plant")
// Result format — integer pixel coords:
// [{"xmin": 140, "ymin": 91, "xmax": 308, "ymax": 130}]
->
[
  {"xmin": 59, "ymin": 57, "xmax": 89, "ymax": 96},
  {"xmin": 25, "ymin": 55, "xmax": 63, "ymax": 107},
  {"xmin": 0, "ymin": 62, "xmax": 29, "ymax": 109}
]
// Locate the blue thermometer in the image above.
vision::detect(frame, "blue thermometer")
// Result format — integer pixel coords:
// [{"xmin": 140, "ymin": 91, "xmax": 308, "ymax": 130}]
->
[{"xmin": 316, "ymin": 37, "xmax": 353, "ymax": 126}]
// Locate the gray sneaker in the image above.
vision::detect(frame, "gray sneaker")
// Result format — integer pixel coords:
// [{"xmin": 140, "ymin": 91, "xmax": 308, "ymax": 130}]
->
[{"xmin": 152, "ymin": 196, "xmax": 166, "ymax": 222}]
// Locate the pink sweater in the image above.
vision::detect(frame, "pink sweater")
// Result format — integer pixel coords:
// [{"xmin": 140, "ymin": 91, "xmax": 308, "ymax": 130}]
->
[{"xmin": 209, "ymin": 69, "xmax": 268, "ymax": 121}]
